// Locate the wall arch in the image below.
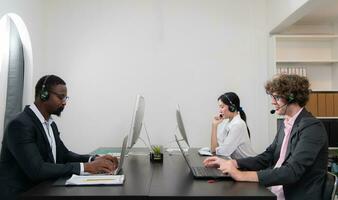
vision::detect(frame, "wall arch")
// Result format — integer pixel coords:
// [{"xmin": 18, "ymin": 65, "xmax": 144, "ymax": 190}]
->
[{"xmin": 0, "ymin": 13, "xmax": 33, "ymax": 149}]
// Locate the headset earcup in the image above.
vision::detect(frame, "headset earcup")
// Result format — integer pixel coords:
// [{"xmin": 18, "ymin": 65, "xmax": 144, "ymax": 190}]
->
[
  {"xmin": 229, "ymin": 105, "xmax": 236, "ymax": 112},
  {"xmin": 224, "ymin": 94, "xmax": 236, "ymax": 112},
  {"xmin": 40, "ymin": 75, "xmax": 50, "ymax": 101},
  {"xmin": 288, "ymin": 94, "xmax": 295, "ymax": 103},
  {"xmin": 40, "ymin": 89, "xmax": 49, "ymax": 101}
]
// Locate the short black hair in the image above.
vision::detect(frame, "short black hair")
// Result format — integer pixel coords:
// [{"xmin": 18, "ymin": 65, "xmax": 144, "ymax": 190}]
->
[{"xmin": 35, "ymin": 75, "xmax": 66, "ymax": 99}]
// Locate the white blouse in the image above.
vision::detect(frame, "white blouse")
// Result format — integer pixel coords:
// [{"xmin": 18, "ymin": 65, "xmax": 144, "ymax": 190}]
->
[{"xmin": 215, "ymin": 114, "xmax": 256, "ymax": 159}]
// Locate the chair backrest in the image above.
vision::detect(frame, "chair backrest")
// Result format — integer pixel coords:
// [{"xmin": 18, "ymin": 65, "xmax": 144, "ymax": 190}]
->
[{"xmin": 322, "ymin": 172, "xmax": 337, "ymax": 200}]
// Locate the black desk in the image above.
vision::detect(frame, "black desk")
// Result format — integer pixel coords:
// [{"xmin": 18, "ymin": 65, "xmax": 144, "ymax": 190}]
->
[
  {"xmin": 150, "ymin": 150, "xmax": 275, "ymax": 200},
  {"xmin": 20, "ymin": 149, "xmax": 276, "ymax": 200}
]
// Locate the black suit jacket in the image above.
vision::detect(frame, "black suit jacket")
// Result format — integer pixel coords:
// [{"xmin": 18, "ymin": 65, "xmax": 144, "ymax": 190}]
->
[
  {"xmin": 237, "ymin": 108, "xmax": 328, "ymax": 200},
  {"xmin": 0, "ymin": 106, "xmax": 91, "ymax": 199}
]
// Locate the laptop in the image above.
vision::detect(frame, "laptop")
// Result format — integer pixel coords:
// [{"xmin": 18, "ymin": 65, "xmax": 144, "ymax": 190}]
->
[
  {"xmin": 87, "ymin": 135, "xmax": 127, "ymax": 175},
  {"xmin": 174, "ymin": 135, "xmax": 230, "ymax": 179},
  {"xmin": 53, "ymin": 136, "xmax": 128, "ymax": 186},
  {"xmin": 114, "ymin": 135, "xmax": 128, "ymax": 175}
]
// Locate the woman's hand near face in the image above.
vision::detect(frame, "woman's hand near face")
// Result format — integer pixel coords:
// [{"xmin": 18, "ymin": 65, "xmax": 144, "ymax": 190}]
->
[{"xmin": 212, "ymin": 114, "xmax": 224, "ymax": 127}]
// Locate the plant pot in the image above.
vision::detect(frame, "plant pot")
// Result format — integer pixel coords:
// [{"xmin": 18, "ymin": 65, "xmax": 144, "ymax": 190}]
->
[{"xmin": 150, "ymin": 152, "xmax": 163, "ymax": 162}]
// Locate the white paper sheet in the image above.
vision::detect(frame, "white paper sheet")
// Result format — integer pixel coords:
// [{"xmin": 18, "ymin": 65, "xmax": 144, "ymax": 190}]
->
[{"xmin": 66, "ymin": 174, "xmax": 124, "ymax": 185}]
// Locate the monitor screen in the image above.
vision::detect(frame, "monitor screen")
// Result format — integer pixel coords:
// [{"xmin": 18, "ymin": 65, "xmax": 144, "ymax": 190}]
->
[
  {"xmin": 176, "ymin": 105, "xmax": 190, "ymax": 147},
  {"xmin": 127, "ymin": 95, "xmax": 145, "ymax": 149}
]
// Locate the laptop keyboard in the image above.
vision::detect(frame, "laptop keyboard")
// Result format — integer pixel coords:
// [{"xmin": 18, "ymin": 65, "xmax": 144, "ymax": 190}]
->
[{"xmin": 193, "ymin": 166, "xmax": 223, "ymax": 177}]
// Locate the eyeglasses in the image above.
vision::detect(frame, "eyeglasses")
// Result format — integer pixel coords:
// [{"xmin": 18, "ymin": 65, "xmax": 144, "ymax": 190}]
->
[
  {"xmin": 49, "ymin": 91, "xmax": 69, "ymax": 102},
  {"xmin": 269, "ymin": 94, "xmax": 282, "ymax": 102}
]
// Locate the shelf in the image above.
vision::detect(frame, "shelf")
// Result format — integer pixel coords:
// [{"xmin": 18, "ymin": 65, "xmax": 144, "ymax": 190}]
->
[
  {"xmin": 317, "ymin": 117, "xmax": 338, "ymax": 119},
  {"xmin": 276, "ymin": 60, "xmax": 338, "ymax": 64},
  {"xmin": 311, "ymin": 90, "xmax": 338, "ymax": 92},
  {"xmin": 277, "ymin": 116, "xmax": 338, "ymax": 120},
  {"xmin": 275, "ymin": 34, "xmax": 338, "ymax": 62},
  {"xmin": 275, "ymin": 34, "xmax": 338, "ymax": 41}
]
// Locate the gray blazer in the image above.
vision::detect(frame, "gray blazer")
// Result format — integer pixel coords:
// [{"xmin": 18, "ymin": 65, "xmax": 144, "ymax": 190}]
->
[
  {"xmin": 0, "ymin": 106, "xmax": 91, "ymax": 199},
  {"xmin": 237, "ymin": 108, "xmax": 328, "ymax": 200}
]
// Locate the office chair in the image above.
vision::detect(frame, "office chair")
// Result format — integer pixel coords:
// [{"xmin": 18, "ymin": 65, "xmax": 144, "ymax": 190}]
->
[{"xmin": 322, "ymin": 172, "xmax": 337, "ymax": 200}]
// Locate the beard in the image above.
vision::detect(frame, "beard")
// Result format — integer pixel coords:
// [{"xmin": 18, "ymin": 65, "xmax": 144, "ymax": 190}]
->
[{"xmin": 52, "ymin": 106, "xmax": 64, "ymax": 117}]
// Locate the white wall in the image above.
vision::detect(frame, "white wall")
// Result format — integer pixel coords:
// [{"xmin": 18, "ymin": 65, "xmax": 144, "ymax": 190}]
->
[
  {"xmin": 40, "ymin": 0, "xmax": 269, "ymax": 154},
  {"xmin": 1, "ymin": 0, "xmax": 270, "ymax": 154}
]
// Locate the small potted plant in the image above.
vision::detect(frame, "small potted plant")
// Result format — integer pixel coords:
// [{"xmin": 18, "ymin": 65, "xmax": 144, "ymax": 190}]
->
[{"xmin": 150, "ymin": 145, "xmax": 163, "ymax": 162}]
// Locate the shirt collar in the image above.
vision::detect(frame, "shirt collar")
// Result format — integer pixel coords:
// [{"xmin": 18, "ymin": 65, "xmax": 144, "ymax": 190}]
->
[
  {"xmin": 29, "ymin": 104, "xmax": 54, "ymax": 125},
  {"xmin": 284, "ymin": 107, "xmax": 303, "ymax": 127},
  {"xmin": 228, "ymin": 114, "xmax": 241, "ymax": 127}
]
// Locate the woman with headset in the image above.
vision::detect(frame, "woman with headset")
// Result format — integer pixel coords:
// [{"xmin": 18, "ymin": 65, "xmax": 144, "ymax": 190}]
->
[{"xmin": 210, "ymin": 92, "xmax": 256, "ymax": 159}]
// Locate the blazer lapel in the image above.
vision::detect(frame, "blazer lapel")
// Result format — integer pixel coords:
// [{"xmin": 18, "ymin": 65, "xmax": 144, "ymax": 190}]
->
[
  {"xmin": 275, "ymin": 125, "xmax": 285, "ymax": 158},
  {"xmin": 51, "ymin": 122, "xmax": 61, "ymax": 163},
  {"xmin": 284, "ymin": 124, "xmax": 300, "ymax": 159},
  {"xmin": 24, "ymin": 106, "xmax": 55, "ymax": 162},
  {"xmin": 284, "ymin": 109, "xmax": 310, "ymax": 160}
]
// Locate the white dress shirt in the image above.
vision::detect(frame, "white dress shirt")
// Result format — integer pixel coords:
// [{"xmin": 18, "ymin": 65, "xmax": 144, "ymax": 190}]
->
[
  {"xmin": 29, "ymin": 104, "xmax": 85, "ymax": 173},
  {"xmin": 30, "ymin": 104, "xmax": 56, "ymax": 163},
  {"xmin": 215, "ymin": 114, "xmax": 256, "ymax": 159}
]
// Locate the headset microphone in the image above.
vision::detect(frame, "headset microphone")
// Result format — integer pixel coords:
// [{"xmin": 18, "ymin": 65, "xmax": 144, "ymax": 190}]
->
[
  {"xmin": 269, "ymin": 93, "xmax": 295, "ymax": 114},
  {"xmin": 270, "ymin": 103, "xmax": 288, "ymax": 114}
]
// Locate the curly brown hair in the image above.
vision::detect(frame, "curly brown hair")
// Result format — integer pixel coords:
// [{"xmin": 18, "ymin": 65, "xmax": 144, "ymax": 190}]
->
[{"xmin": 265, "ymin": 74, "xmax": 310, "ymax": 107}]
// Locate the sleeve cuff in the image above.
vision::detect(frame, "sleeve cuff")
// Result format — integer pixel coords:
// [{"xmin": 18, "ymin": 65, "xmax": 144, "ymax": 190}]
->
[
  {"xmin": 79, "ymin": 163, "xmax": 84, "ymax": 175},
  {"xmin": 89, "ymin": 155, "xmax": 97, "ymax": 162}
]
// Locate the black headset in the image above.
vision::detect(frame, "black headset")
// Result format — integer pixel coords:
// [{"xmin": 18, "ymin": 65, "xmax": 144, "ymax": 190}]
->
[
  {"xmin": 287, "ymin": 93, "xmax": 295, "ymax": 103},
  {"xmin": 40, "ymin": 75, "xmax": 51, "ymax": 101},
  {"xmin": 284, "ymin": 75, "xmax": 296, "ymax": 103},
  {"xmin": 224, "ymin": 94, "xmax": 237, "ymax": 112}
]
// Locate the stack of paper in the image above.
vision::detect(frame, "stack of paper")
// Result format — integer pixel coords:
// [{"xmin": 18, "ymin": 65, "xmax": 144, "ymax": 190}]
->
[{"xmin": 66, "ymin": 174, "xmax": 124, "ymax": 185}]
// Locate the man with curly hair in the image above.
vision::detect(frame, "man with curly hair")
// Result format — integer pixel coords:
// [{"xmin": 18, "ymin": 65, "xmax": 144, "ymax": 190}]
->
[{"xmin": 204, "ymin": 74, "xmax": 328, "ymax": 200}]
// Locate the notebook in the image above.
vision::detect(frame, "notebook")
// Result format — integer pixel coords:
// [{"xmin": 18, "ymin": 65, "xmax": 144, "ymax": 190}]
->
[
  {"xmin": 65, "ymin": 174, "xmax": 124, "ymax": 185},
  {"xmin": 174, "ymin": 135, "xmax": 230, "ymax": 179}
]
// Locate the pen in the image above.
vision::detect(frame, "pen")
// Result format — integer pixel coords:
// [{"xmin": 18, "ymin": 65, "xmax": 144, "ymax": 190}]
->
[{"xmin": 84, "ymin": 178, "xmax": 116, "ymax": 182}]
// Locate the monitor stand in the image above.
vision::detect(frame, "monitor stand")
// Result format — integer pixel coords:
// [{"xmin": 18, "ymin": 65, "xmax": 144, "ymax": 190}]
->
[{"xmin": 165, "ymin": 136, "xmax": 189, "ymax": 155}]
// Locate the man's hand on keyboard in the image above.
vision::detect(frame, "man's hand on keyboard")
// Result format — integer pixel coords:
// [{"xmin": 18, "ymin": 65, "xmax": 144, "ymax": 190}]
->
[
  {"xmin": 84, "ymin": 155, "xmax": 118, "ymax": 174},
  {"xmin": 96, "ymin": 154, "xmax": 119, "ymax": 169}
]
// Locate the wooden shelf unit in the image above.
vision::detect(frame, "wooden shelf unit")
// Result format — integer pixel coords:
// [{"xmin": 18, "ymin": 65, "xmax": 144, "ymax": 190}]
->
[
  {"xmin": 306, "ymin": 91, "xmax": 338, "ymax": 117},
  {"xmin": 274, "ymin": 34, "xmax": 338, "ymax": 91}
]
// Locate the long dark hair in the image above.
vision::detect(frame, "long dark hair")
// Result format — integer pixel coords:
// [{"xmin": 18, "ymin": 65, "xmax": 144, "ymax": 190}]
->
[{"xmin": 218, "ymin": 92, "xmax": 250, "ymax": 138}]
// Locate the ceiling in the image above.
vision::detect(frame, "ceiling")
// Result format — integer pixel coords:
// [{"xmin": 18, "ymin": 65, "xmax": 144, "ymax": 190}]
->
[{"xmin": 295, "ymin": 0, "xmax": 338, "ymax": 25}]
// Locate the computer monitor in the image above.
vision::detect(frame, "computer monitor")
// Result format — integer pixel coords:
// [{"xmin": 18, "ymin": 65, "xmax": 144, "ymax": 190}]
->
[
  {"xmin": 127, "ymin": 94, "xmax": 145, "ymax": 149},
  {"xmin": 176, "ymin": 105, "xmax": 190, "ymax": 147}
]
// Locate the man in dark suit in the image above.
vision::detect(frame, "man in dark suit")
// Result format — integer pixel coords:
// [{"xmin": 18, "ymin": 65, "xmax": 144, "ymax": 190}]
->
[
  {"xmin": 0, "ymin": 75, "xmax": 119, "ymax": 200},
  {"xmin": 204, "ymin": 74, "xmax": 328, "ymax": 200}
]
